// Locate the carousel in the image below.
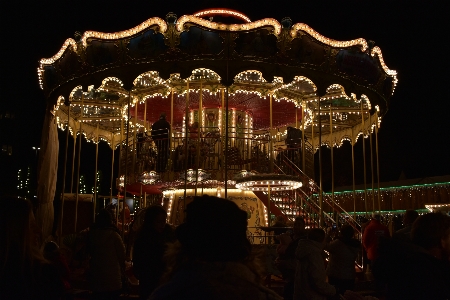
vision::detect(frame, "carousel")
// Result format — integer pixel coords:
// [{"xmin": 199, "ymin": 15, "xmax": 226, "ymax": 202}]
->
[{"xmin": 37, "ymin": 9, "xmax": 397, "ymax": 240}]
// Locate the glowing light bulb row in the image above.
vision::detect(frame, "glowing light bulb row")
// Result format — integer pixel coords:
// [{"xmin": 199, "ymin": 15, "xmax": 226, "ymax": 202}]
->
[
  {"xmin": 234, "ymin": 70, "xmax": 267, "ymax": 83},
  {"xmin": 40, "ymin": 38, "xmax": 77, "ymax": 65},
  {"xmin": 176, "ymin": 15, "xmax": 281, "ymax": 35},
  {"xmin": 236, "ymin": 180, "xmax": 302, "ymax": 191},
  {"xmin": 290, "ymin": 23, "xmax": 368, "ymax": 52},
  {"xmin": 193, "ymin": 9, "xmax": 252, "ymax": 23},
  {"xmin": 81, "ymin": 17, "xmax": 167, "ymax": 47},
  {"xmin": 189, "ymin": 68, "xmax": 222, "ymax": 81},
  {"xmin": 102, "ymin": 77, "xmax": 124, "ymax": 87}
]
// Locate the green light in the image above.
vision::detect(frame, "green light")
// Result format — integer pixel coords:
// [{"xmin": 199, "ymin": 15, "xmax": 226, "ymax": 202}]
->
[{"xmin": 315, "ymin": 182, "xmax": 450, "ymax": 196}]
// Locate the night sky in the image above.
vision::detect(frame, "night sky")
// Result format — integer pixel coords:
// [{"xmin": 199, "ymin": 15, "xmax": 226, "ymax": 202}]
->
[{"xmin": 2, "ymin": 0, "xmax": 449, "ymax": 195}]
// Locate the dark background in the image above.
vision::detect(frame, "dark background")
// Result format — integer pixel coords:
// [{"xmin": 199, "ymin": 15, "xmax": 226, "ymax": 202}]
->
[{"xmin": 1, "ymin": 0, "xmax": 449, "ymax": 197}]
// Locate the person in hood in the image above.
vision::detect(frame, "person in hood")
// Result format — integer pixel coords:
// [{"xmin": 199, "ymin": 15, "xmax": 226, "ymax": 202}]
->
[
  {"xmin": 294, "ymin": 228, "xmax": 336, "ymax": 300},
  {"xmin": 392, "ymin": 209, "xmax": 418, "ymax": 243},
  {"xmin": 325, "ymin": 224, "xmax": 360, "ymax": 295},
  {"xmin": 149, "ymin": 195, "xmax": 282, "ymax": 300}
]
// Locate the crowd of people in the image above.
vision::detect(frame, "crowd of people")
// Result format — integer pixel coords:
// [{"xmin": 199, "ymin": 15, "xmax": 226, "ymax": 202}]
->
[{"xmin": 1, "ymin": 194, "xmax": 450, "ymax": 300}]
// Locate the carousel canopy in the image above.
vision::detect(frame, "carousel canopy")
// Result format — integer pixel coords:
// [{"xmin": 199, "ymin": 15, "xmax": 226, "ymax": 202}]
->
[{"xmin": 39, "ymin": 9, "xmax": 397, "ymax": 150}]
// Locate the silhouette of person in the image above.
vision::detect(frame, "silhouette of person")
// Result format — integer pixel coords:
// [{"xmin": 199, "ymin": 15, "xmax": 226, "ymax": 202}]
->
[
  {"xmin": 374, "ymin": 212, "xmax": 450, "ymax": 299},
  {"xmin": 151, "ymin": 112, "xmax": 171, "ymax": 173},
  {"xmin": 393, "ymin": 209, "xmax": 419, "ymax": 243},
  {"xmin": 294, "ymin": 228, "xmax": 336, "ymax": 299},
  {"xmin": 149, "ymin": 195, "xmax": 282, "ymax": 300},
  {"xmin": 133, "ymin": 205, "xmax": 175, "ymax": 300},
  {"xmin": 1, "ymin": 196, "xmax": 65, "ymax": 299}
]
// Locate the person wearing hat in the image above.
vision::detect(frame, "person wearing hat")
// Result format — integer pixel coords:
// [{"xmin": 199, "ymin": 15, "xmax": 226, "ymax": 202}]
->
[
  {"xmin": 362, "ymin": 213, "xmax": 390, "ymax": 264},
  {"xmin": 149, "ymin": 195, "xmax": 282, "ymax": 300},
  {"xmin": 151, "ymin": 112, "xmax": 171, "ymax": 172}
]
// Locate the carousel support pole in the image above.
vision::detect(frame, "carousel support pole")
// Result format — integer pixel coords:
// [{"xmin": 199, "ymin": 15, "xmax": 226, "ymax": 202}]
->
[
  {"xmin": 225, "ymin": 86, "xmax": 229, "ymax": 199},
  {"xmin": 93, "ymin": 124, "xmax": 99, "ymax": 222},
  {"xmin": 318, "ymin": 98, "xmax": 323, "ymax": 227},
  {"xmin": 302, "ymin": 101, "xmax": 306, "ymax": 173},
  {"xmin": 170, "ymin": 88, "xmax": 174, "ymax": 165},
  {"xmin": 361, "ymin": 101, "xmax": 368, "ymax": 217},
  {"xmin": 123, "ymin": 90, "xmax": 131, "ymax": 239},
  {"xmin": 269, "ymin": 93, "xmax": 274, "ymax": 173},
  {"xmin": 351, "ymin": 127, "xmax": 356, "ymax": 218},
  {"xmin": 74, "ymin": 121, "xmax": 82, "ymax": 233},
  {"xmin": 119, "ymin": 118, "xmax": 124, "ymax": 180},
  {"xmin": 74, "ymin": 92, "xmax": 84, "ymax": 233},
  {"xmin": 117, "ymin": 118, "xmax": 124, "ymax": 225},
  {"xmin": 144, "ymin": 98, "xmax": 147, "ymax": 127},
  {"xmin": 225, "ymin": 33, "xmax": 230, "ymax": 199},
  {"xmin": 330, "ymin": 104, "xmax": 334, "ymax": 213},
  {"xmin": 220, "ymin": 88, "xmax": 225, "ymax": 177},
  {"xmin": 295, "ymin": 106, "xmax": 298, "ymax": 129},
  {"xmin": 140, "ymin": 184, "xmax": 143, "ymax": 211},
  {"xmin": 375, "ymin": 111, "xmax": 381, "ymax": 213},
  {"xmin": 144, "ymin": 192, "xmax": 147, "ymax": 208},
  {"xmin": 310, "ymin": 110, "xmax": 315, "ymax": 218},
  {"xmin": 110, "ymin": 133, "xmax": 115, "ymax": 208},
  {"xmin": 369, "ymin": 114, "xmax": 375, "ymax": 213},
  {"xmin": 133, "ymin": 103, "xmax": 138, "ymax": 178},
  {"xmin": 70, "ymin": 122, "xmax": 77, "ymax": 194},
  {"xmin": 194, "ymin": 80, "xmax": 203, "ymax": 196},
  {"xmin": 267, "ymin": 184, "xmax": 271, "ymax": 244},
  {"xmin": 59, "ymin": 102, "xmax": 70, "ymax": 245},
  {"xmin": 183, "ymin": 82, "xmax": 189, "ymax": 208}
]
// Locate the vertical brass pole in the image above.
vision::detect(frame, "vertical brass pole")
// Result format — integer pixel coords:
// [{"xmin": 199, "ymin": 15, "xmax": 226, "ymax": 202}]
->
[
  {"xmin": 310, "ymin": 108, "xmax": 315, "ymax": 218},
  {"xmin": 375, "ymin": 111, "xmax": 381, "ymax": 213},
  {"xmin": 116, "ymin": 118, "xmax": 124, "ymax": 226},
  {"xmin": 318, "ymin": 99, "xmax": 323, "ymax": 227},
  {"xmin": 170, "ymin": 88, "xmax": 174, "ymax": 158},
  {"xmin": 330, "ymin": 104, "xmax": 334, "ymax": 213},
  {"xmin": 74, "ymin": 92, "xmax": 84, "ymax": 233},
  {"xmin": 144, "ymin": 192, "xmax": 147, "ymax": 208},
  {"xmin": 269, "ymin": 93, "xmax": 273, "ymax": 173},
  {"xmin": 302, "ymin": 101, "xmax": 306, "ymax": 172},
  {"xmin": 110, "ymin": 133, "xmax": 115, "ymax": 207},
  {"xmin": 74, "ymin": 121, "xmax": 82, "ymax": 233},
  {"xmin": 351, "ymin": 127, "xmax": 356, "ymax": 218},
  {"xmin": 133, "ymin": 103, "xmax": 138, "ymax": 177},
  {"xmin": 144, "ymin": 98, "xmax": 147, "ymax": 127},
  {"xmin": 268, "ymin": 184, "xmax": 271, "ymax": 243},
  {"xmin": 369, "ymin": 113, "xmax": 375, "ymax": 213},
  {"xmin": 59, "ymin": 103, "xmax": 70, "ymax": 244},
  {"xmin": 183, "ymin": 82, "xmax": 189, "ymax": 206},
  {"xmin": 361, "ymin": 101, "xmax": 368, "ymax": 217},
  {"xmin": 225, "ymin": 86, "xmax": 229, "ymax": 199},
  {"xmin": 93, "ymin": 123, "xmax": 99, "ymax": 221},
  {"xmin": 195, "ymin": 81, "xmax": 203, "ymax": 196},
  {"xmin": 220, "ymin": 88, "xmax": 225, "ymax": 177},
  {"xmin": 70, "ymin": 124, "xmax": 77, "ymax": 194},
  {"xmin": 295, "ymin": 107, "xmax": 298, "ymax": 129},
  {"xmin": 140, "ymin": 184, "xmax": 143, "ymax": 211},
  {"xmin": 117, "ymin": 117, "xmax": 124, "ymax": 225},
  {"xmin": 123, "ymin": 91, "xmax": 131, "ymax": 239}
]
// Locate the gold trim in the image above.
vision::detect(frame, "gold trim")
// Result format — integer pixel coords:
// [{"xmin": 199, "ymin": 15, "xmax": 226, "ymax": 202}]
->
[
  {"xmin": 81, "ymin": 17, "xmax": 167, "ymax": 47},
  {"xmin": 290, "ymin": 23, "xmax": 368, "ymax": 51},
  {"xmin": 40, "ymin": 38, "xmax": 77, "ymax": 65},
  {"xmin": 176, "ymin": 15, "xmax": 281, "ymax": 35},
  {"xmin": 193, "ymin": 9, "xmax": 251, "ymax": 23}
]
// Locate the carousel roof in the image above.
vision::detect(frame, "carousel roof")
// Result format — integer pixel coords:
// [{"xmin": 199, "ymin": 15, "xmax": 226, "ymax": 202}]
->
[{"xmin": 40, "ymin": 9, "xmax": 397, "ymax": 149}]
